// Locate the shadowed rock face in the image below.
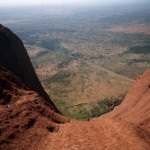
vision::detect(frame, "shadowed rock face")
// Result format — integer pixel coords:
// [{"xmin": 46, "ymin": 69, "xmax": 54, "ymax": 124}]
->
[
  {"xmin": 0, "ymin": 24, "xmax": 69, "ymax": 149},
  {"xmin": 0, "ymin": 24, "xmax": 57, "ymax": 110},
  {"xmin": 0, "ymin": 68, "xmax": 69, "ymax": 150}
]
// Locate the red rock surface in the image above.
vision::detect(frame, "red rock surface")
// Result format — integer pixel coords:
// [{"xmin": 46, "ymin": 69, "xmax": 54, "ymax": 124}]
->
[
  {"xmin": 37, "ymin": 70, "xmax": 150, "ymax": 150},
  {"xmin": 0, "ymin": 24, "xmax": 57, "ymax": 110},
  {"xmin": 1, "ymin": 69, "xmax": 149, "ymax": 150},
  {"xmin": 0, "ymin": 69, "xmax": 69, "ymax": 150},
  {"xmin": 101, "ymin": 69, "xmax": 150, "ymax": 131},
  {"xmin": 39, "ymin": 119, "xmax": 149, "ymax": 150},
  {"xmin": 0, "ymin": 24, "xmax": 150, "ymax": 150}
]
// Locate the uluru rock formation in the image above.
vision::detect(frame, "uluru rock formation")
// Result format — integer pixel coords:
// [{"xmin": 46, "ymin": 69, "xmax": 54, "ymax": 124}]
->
[
  {"xmin": 0, "ymin": 68, "xmax": 69, "ymax": 150},
  {"xmin": 0, "ymin": 24, "xmax": 57, "ymax": 110},
  {"xmin": 36, "ymin": 70, "xmax": 150, "ymax": 150},
  {"xmin": 0, "ymin": 24, "xmax": 150, "ymax": 150},
  {"xmin": 101, "ymin": 69, "xmax": 150, "ymax": 131}
]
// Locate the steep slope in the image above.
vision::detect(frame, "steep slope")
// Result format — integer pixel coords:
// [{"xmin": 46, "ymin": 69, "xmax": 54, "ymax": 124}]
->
[
  {"xmin": 101, "ymin": 69, "xmax": 150, "ymax": 130},
  {"xmin": 37, "ymin": 70, "xmax": 150, "ymax": 150},
  {"xmin": 31, "ymin": 37, "xmax": 134, "ymax": 120},
  {"xmin": 0, "ymin": 24, "xmax": 56, "ymax": 109},
  {"xmin": 0, "ymin": 68, "xmax": 149, "ymax": 150},
  {"xmin": 0, "ymin": 25, "xmax": 149, "ymax": 150},
  {"xmin": 0, "ymin": 68, "xmax": 69, "ymax": 150}
]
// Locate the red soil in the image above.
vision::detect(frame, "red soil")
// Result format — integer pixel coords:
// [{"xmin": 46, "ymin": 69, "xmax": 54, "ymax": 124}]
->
[
  {"xmin": 0, "ymin": 69, "xmax": 69, "ymax": 150},
  {"xmin": 0, "ymin": 69, "xmax": 149, "ymax": 150}
]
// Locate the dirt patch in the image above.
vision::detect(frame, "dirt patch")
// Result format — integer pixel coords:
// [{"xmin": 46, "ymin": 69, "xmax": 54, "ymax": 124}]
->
[
  {"xmin": 107, "ymin": 24, "xmax": 150, "ymax": 35},
  {"xmin": 25, "ymin": 45, "xmax": 46, "ymax": 57}
]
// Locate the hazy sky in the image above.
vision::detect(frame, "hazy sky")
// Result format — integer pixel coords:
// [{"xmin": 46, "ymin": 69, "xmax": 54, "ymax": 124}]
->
[{"xmin": 0, "ymin": 0, "xmax": 149, "ymax": 6}]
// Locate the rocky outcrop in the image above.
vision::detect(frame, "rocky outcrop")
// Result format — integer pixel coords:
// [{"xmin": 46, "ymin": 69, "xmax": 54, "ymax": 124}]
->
[
  {"xmin": 0, "ymin": 24, "xmax": 69, "ymax": 150},
  {"xmin": 101, "ymin": 69, "xmax": 150, "ymax": 131},
  {"xmin": 36, "ymin": 70, "xmax": 150, "ymax": 150},
  {"xmin": 0, "ymin": 68, "xmax": 149, "ymax": 150},
  {"xmin": 0, "ymin": 24, "xmax": 56, "ymax": 110},
  {"xmin": 0, "ymin": 68, "xmax": 69, "ymax": 150},
  {"xmin": 0, "ymin": 25, "xmax": 149, "ymax": 150}
]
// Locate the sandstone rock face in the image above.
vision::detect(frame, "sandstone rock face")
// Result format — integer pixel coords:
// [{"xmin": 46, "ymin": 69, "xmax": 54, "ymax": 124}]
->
[
  {"xmin": 0, "ymin": 68, "xmax": 149, "ymax": 150},
  {"xmin": 0, "ymin": 25, "xmax": 149, "ymax": 150},
  {"xmin": 0, "ymin": 68, "xmax": 69, "ymax": 150},
  {"xmin": 101, "ymin": 69, "xmax": 150, "ymax": 131},
  {"xmin": 37, "ymin": 70, "xmax": 150, "ymax": 150},
  {"xmin": 0, "ymin": 24, "xmax": 56, "ymax": 109}
]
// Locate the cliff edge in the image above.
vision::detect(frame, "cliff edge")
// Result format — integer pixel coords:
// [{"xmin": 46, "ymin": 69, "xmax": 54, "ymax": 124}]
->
[
  {"xmin": 0, "ymin": 25, "xmax": 149, "ymax": 150},
  {"xmin": 0, "ymin": 24, "xmax": 56, "ymax": 110}
]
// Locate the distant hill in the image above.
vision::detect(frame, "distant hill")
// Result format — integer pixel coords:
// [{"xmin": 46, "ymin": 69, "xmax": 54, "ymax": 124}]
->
[{"xmin": 31, "ymin": 44, "xmax": 134, "ymax": 120}]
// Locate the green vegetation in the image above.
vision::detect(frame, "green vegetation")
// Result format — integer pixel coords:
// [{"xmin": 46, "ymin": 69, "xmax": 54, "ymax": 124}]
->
[
  {"xmin": 41, "ymin": 39, "xmax": 61, "ymax": 51},
  {"xmin": 90, "ymin": 98, "xmax": 123, "ymax": 119},
  {"xmin": 40, "ymin": 39, "xmax": 69, "ymax": 55},
  {"xmin": 6, "ymin": 4, "xmax": 149, "ymax": 79},
  {"xmin": 57, "ymin": 58, "xmax": 72, "ymax": 68},
  {"xmin": 127, "ymin": 58, "xmax": 150, "ymax": 65},
  {"xmin": 45, "ymin": 72, "xmax": 71, "ymax": 84},
  {"xmin": 63, "ymin": 98, "xmax": 123, "ymax": 121},
  {"xmin": 71, "ymin": 53, "xmax": 83, "ymax": 59},
  {"xmin": 65, "ymin": 107, "xmax": 91, "ymax": 121},
  {"xmin": 90, "ymin": 101, "xmax": 110, "ymax": 118},
  {"xmin": 127, "ymin": 45, "xmax": 150, "ymax": 54},
  {"xmin": 2, "ymin": 4, "xmax": 149, "ymax": 120}
]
